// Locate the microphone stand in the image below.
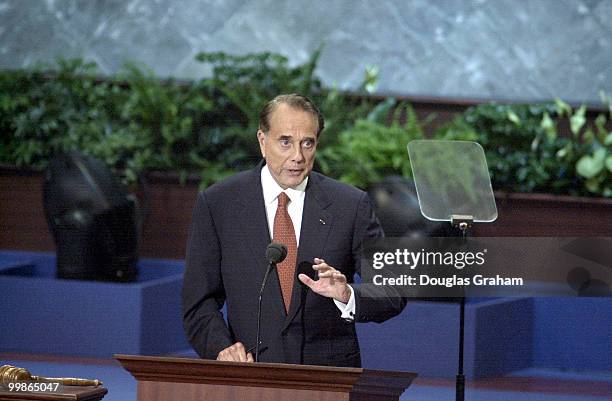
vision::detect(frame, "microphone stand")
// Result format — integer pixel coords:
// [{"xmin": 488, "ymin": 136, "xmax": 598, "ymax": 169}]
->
[{"xmin": 255, "ymin": 261, "xmax": 275, "ymax": 362}]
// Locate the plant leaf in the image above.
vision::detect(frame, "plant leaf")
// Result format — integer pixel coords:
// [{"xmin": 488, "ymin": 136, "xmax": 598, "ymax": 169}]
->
[
  {"xmin": 576, "ymin": 148, "xmax": 606, "ymax": 178},
  {"xmin": 367, "ymin": 97, "xmax": 396, "ymax": 123},
  {"xmin": 585, "ymin": 177, "xmax": 600, "ymax": 193},
  {"xmin": 363, "ymin": 65, "xmax": 379, "ymax": 94},
  {"xmin": 570, "ymin": 105, "xmax": 586, "ymax": 136},
  {"xmin": 507, "ymin": 110, "xmax": 520, "ymax": 125},
  {"xmin": 540, "ymin": 112, "xmax": 556, "ymax": 141},
  {"xmin": 554, "ymin": 98, "xmax": 572, "ymax": 116}
]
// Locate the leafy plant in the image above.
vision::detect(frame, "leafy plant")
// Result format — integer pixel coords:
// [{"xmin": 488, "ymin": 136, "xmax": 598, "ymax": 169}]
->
[
  {"xmin": 555, "ymin": 97, "xmax": 612, "ymax": 196},
  {"xmin": 318, "ymin": 100, "xmax": 425, "ymax": 189},
  {"xmin": 433, "ymin": 101, "xmax": 610, "ymax": 196},
  {"xmin": 0, "ymin": 51, "xmax": 368, "ymax": 187},
  {"xmin": 1, "ymin": 53, "xmax": 609, "ymax": 197},
  {"xmin": 0, "ymin": 60, "xmax": 153, "ymax": 182}
]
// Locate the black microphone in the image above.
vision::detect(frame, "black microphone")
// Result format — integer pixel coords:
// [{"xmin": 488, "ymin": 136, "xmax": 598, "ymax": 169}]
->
[
  {"xmin": 255, "ymin": 242, "xmax": 287, "ymax": 362},
  {"xmin": 266, "ymin": 242, "xmax": 288, "ymax": 265}
]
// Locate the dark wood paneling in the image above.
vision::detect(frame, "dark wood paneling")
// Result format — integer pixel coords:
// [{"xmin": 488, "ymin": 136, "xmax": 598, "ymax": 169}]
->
[
  {"xmin": 473, "ymin": 192, "xmax": 612, "ymax": 237},
  {"xmin": 0, "ymin": 171, "xmax": 55, "ymax": 252},
  {"xmin": 136, "ymin": 178, "xmax": 198, "ymax": 259},
  {"xmin": 2, "ymin": 169, "xmax": 610, "ymax": 259}
]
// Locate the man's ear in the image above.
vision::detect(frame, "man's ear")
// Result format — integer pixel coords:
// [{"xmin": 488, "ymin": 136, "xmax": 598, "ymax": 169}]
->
[{"xmin": 257, "ymin": 130, "xmax": 266, "ymax": 158}]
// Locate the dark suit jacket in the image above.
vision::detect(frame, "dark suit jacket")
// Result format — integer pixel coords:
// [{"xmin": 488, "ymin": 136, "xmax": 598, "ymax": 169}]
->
[{"xmin": 182, "ymin": 162, "xmax": 406, "ymax": 367}]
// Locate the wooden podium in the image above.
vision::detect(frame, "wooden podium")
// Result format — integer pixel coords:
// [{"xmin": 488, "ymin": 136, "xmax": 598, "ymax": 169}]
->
[{"xmin": 116, "ymin": 354, "xmax": 416, "ymax": 401}]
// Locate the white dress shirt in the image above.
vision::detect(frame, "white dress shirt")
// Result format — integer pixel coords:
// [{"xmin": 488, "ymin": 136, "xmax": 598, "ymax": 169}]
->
[{"xmin": 260, "ymin": 165, "xmax": 355, "ymax": 320}]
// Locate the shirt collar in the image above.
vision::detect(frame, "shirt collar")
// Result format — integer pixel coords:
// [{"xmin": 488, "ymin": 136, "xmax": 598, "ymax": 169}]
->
[{"xmin": 261, "ymin": 164, "xmax": 308, "ymax": 205}]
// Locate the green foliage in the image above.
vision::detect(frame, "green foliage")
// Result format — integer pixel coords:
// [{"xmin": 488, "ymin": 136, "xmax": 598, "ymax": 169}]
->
[
  {"xmin": 318, "ymin": 100, "xmax": 424, "ymax": 189},
  {"xmin": 0, "ymin": 53, "xmax": 609, "ymax": 197},
  {"xmin": 435, "ymin": 100, "xmax": 611, "ymax": 197},
  {"xmin": 447, "ymin": 102, "xmax": 576, "ymax": 194},
  {"xmin": 314, "ymin": 87, "xmax": 375, "ymax": 173},
  {"xmin": 193, "ymin": 49, "xmax": 327, "ymax": 171},
  {"xmin": 0, "ymin": 51, "xmax": 360, "ymax": 187},
  {"xmin": 556, "ymin": 99, "xmax": 611, "ymax": 197},
  {"xmin": 195, "ymin": 50, "xmax": 321, "ymax": 124},
  {"xmin": 317, "ymin": 97, "xmax": 478, "ymax": 189},
  {"xmin": 0, "ymin": 60, "xmax": 161, "ymax": 186}
]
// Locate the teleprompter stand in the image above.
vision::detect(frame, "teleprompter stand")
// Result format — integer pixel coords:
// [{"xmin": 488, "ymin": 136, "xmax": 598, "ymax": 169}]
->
[{"xmin": 408, "ymin": 140, "xmax": 498, "ymax": 401}]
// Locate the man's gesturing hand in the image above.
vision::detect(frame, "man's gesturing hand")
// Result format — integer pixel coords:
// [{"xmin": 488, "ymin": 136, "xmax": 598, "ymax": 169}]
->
[
  {"xmin": 298, "ymin": 258, "xmax": 351, "ymax": 303},
  {"xmin": 216, "ymin": 342, "xmax": 254, "ymax": 362}
]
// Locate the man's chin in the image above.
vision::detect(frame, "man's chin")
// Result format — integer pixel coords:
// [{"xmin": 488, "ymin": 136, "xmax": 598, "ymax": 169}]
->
[{"xmin": 281, "ymin": 175, "xmax": 306, "ymax": 188}]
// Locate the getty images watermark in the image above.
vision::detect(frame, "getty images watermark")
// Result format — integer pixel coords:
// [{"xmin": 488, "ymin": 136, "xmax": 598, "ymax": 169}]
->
[
  {"xmin": 371, "ymin": 247, "xmax": 524, "ymax": 287},
  {"xmin": 360, "ymin": 237, "xmax": 612, "ymax": 298}
]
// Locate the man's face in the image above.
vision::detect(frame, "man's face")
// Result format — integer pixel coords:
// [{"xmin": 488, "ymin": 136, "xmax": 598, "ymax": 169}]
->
[{"xmin": 257, "ymin": 103, "xmax": 318, "ymax": 189}]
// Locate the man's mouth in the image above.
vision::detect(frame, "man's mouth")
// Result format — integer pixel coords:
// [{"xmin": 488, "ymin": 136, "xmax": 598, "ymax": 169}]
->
[{"xmin": 286, "ymin": 168, "xmax": 304, "ymax": 176}]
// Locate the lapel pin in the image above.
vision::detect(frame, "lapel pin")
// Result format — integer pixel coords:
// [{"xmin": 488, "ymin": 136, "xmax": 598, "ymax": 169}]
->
[{"xmin": 319, "ymin": 218, "xmax": 326, "ymax": 225}]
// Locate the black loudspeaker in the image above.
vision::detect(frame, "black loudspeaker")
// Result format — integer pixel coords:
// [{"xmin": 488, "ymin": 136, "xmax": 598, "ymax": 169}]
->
[
  {"xmin": 43, "ymin": 151, "xmax": 139, "ymax": 282},
  {"xmin": 368, "ymin": 176, "xmax": 451, "ymax": 237}
]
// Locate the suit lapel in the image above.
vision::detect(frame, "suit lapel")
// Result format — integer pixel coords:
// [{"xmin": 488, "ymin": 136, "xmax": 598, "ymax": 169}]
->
[
  {"xmin": 238, "ymin": 163, "xmax": 270, "ymax": 267},
  {"xmin": 238, "ymin": 163, "xmax": 286, "ymax": 317},
  {"xmin": 283, "ymin": 173, "xmax": 332, "ymax": 329}
]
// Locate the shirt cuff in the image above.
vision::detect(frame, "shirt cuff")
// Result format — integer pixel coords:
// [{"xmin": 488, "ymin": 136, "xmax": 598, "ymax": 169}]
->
[{"xmin": 334, "ymin": 285, "xmax": 356, "ymax": 321}]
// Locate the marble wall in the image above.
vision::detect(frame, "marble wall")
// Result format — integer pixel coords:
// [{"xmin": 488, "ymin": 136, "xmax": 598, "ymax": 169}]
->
[{"xmin": 1, "ymin": 0, "xmax": 610, "ymax": 103}]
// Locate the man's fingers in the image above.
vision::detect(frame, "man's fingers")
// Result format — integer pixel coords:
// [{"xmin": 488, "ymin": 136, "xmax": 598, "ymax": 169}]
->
[
  {"xmin": 298, "ymin": 273, "xmax": 316, "ymax": 287},
  {"xmin": 313, "ymin": 263, "xmax": 332, "ymax": 273},
  {"xmin": 333, "ymin": 271, "xmax": 346, "ymax": 278},
  {"xmin": 317, "ymin": 270, "xmax": 335, "ymax": 278},
  {"xmin": 235, "ymin": 342, "xmax": 249, "ymax": 362},
  {"xmin": 217, "ymin": 350, "xmax": 235, "ymax": 361},
  {"xmin": 246, "ymin": 352, "xmax": 254, "ymax": 363},
  {"xmin": 217, "ymin": 342, "xmax": 249, "ymax": 362},
  {"xmin": 333, "ymin": 271, "xmax": 347, "ymax": 283},
  {"xmin": 217, "ymin": 347, "xmax": 231, "ymax": 361}
]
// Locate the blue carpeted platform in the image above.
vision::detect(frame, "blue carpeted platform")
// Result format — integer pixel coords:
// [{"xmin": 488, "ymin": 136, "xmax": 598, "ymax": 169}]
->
[{"xmin": 0, "ymin": 251, "xmax": 189, "ymax": 357}]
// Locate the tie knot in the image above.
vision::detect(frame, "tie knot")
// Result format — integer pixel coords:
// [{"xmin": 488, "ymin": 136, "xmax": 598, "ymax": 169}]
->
[{"xmin": 277, "ymin": 192, "xmax": 290, "ymax": 208}]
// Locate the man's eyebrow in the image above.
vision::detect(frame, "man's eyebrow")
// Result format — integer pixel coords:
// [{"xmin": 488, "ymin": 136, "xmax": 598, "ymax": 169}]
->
[{"xmin": 278, "ymin": 134, "xmax": 316, "ymax": 141}]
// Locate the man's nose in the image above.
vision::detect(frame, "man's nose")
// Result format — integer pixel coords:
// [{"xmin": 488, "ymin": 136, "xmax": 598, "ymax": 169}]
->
[{"xmin": 292, "ymin": 144, "xmax": 305, "ymax": 162}]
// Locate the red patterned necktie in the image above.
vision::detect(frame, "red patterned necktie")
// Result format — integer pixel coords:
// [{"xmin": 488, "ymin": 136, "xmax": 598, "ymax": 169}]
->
[{"xmin": 273, "ymin": 192, "xmax": 298, "ymax": 313}]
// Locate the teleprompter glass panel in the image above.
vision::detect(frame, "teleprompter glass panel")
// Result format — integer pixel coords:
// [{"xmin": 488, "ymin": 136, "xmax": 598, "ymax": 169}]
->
[{"xmin": 407, "ymin": 140, "xmax": 497, "ymax": 223}]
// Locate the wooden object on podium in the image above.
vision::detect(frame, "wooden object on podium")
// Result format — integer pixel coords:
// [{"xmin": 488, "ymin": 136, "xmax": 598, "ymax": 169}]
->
[
  {"xmin": 0, "ymin": 386, "xmax": 107, "ymax": 401},
  {"xmin": 116, "ymin": 354, "xmax": 417, "ymax": 401}
]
